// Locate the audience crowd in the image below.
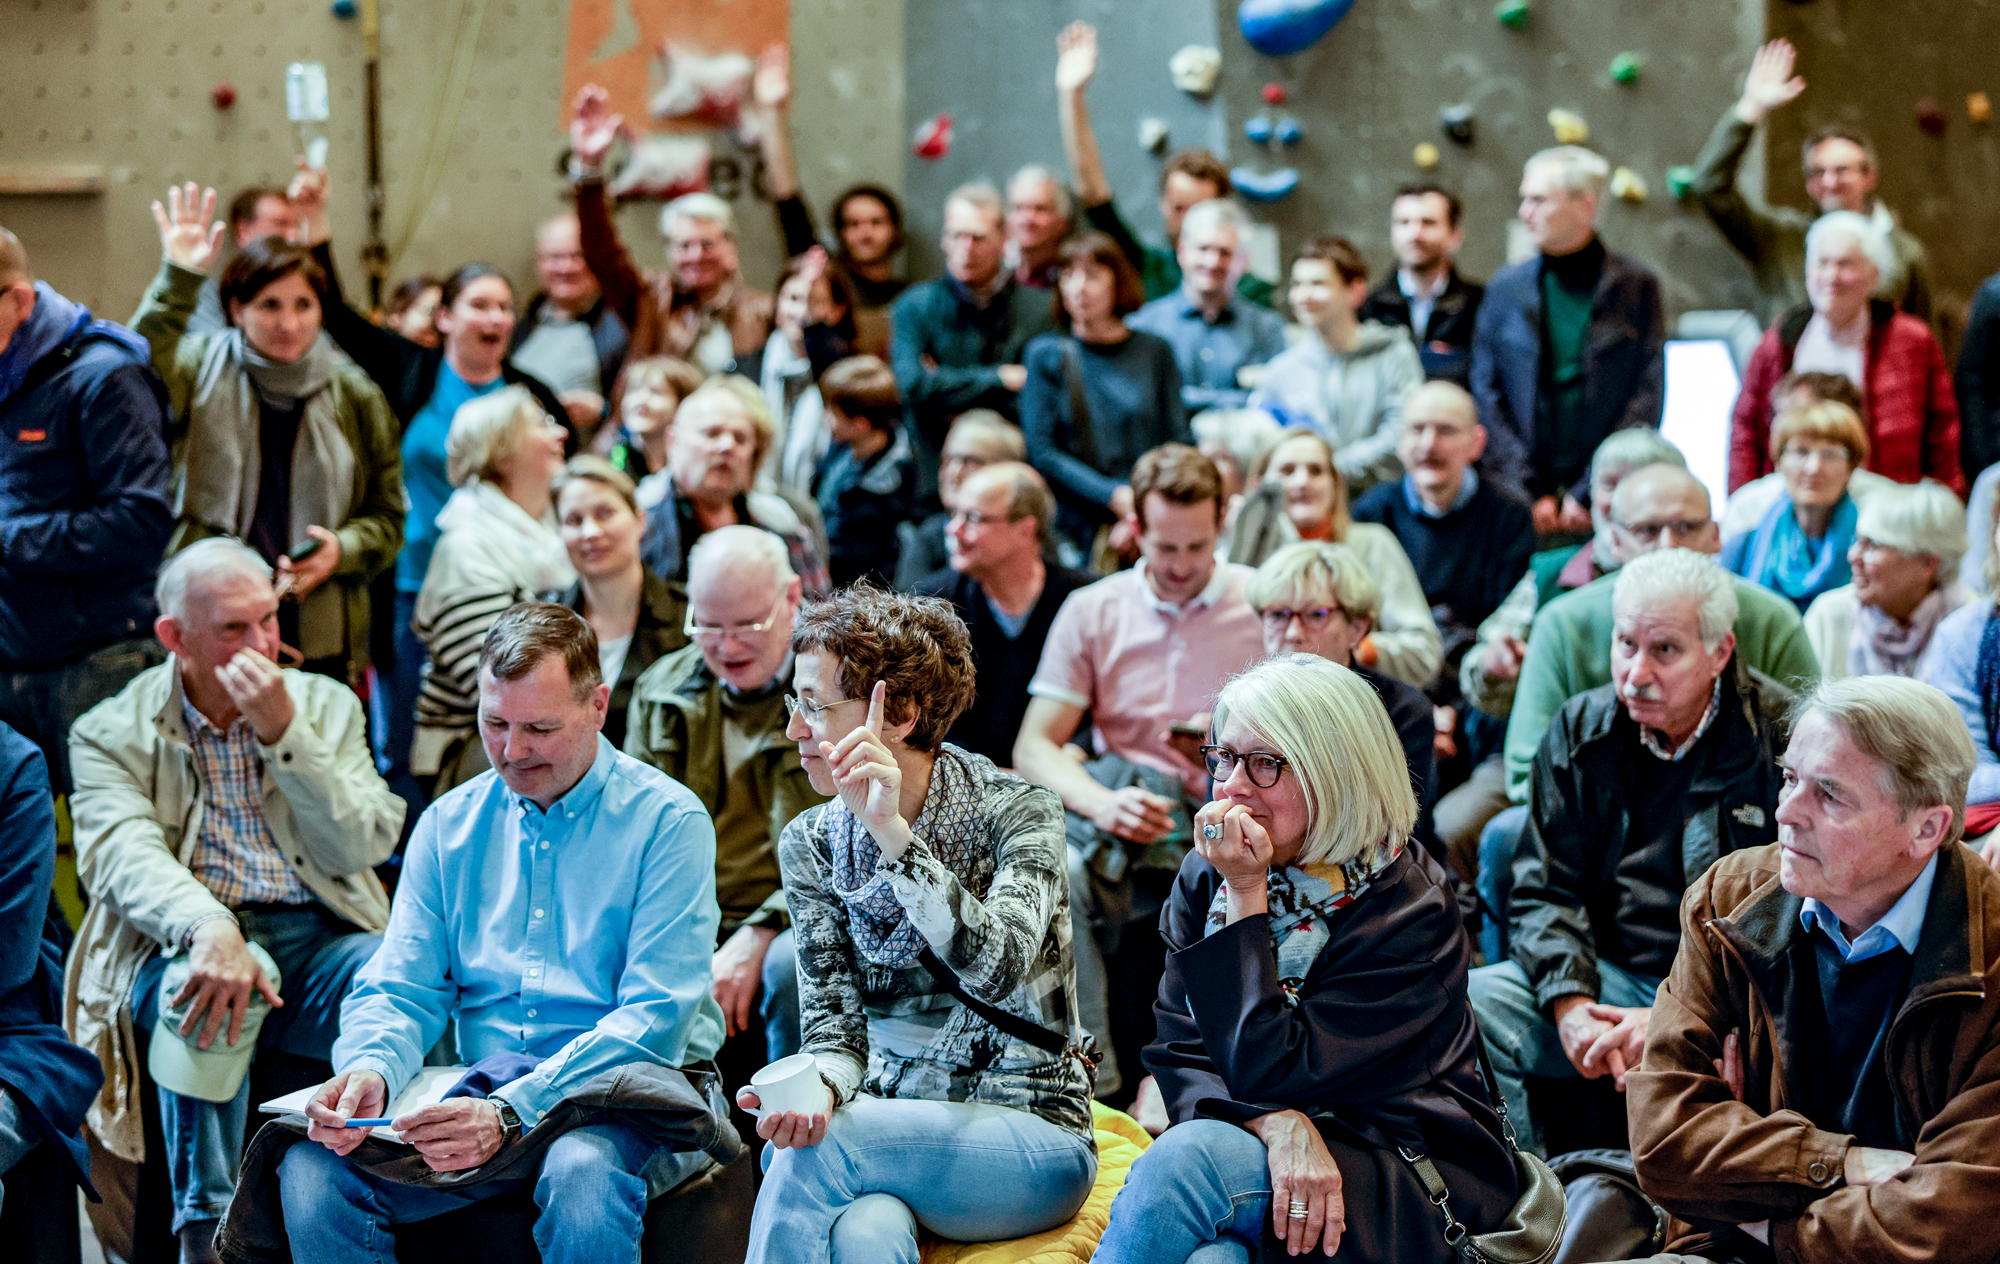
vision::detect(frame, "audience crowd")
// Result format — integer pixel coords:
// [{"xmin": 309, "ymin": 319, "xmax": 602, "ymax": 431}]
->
[{"xmin": 7, "ymin": 25, "xmax": 2000, "ymax": 1264}]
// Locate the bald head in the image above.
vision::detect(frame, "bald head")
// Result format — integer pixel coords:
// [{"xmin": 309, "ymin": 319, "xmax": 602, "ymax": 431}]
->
[
  {"xmin": 1398, "ymin": 381, "xmax": 1485, "ymax": 509},
  {"xmin": 686, "ymin": 525, "xmax": 802, "ymax": 692},
  {"xmin": 0, "ymin": 228, "xmax": 27, "ymax": 290},
  {"xmin": 1609, "ymin": 464, "xmax": 1718, "ymax": 562}
]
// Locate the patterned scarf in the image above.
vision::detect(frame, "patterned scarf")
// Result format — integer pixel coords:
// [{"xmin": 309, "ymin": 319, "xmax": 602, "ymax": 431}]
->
[
  {"xmin": 828, "ymin": 744, "xmax": 993, "ymax": 968},
  {"xmin": 1204, "ymin": 851, "xmax": 1385, "ymax": 1006},
  {"xmin": 1849, "ymin": 585, "xmax": 1960, "ymax": 679}
]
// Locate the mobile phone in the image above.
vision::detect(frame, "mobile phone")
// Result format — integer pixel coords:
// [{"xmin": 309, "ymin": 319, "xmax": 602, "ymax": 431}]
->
[
  {"xmin": 287, "ymin": 537, "xmax": 325, "ymax": 564},
  {"xmin": 1167, "ymin": 721, "xmax": 1207, "ymax": 739}
]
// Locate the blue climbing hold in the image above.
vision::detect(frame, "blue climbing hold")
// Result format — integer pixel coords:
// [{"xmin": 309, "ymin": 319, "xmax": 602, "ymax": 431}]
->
[
  {"xmin": 1237, "ymin": 0, "xmax": 1358, "ymax": 58},
  {"xmin": 1274, "ymin": 117, "xmax": 1303, "ymax": 146},
  {"xmin": 1231, "ymin": 167, "xmax": 1300, "ymax": 202},
  {"xmin": 331, "ymin": 0, "xmax": 357, "ymax": 16},
  {"xmin": 1245, "ymin": 116, "xmax": 1274, "ymax": 145}
]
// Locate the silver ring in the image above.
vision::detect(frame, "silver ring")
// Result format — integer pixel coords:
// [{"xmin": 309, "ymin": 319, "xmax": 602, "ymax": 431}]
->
[
  {"xmin": 1202, "ymin": 823, "xmax": 1222, "ymax": 839},
  {"xmin": 1288, "ymin": 1200, "xmax": 1309, "ymax": 1219}
]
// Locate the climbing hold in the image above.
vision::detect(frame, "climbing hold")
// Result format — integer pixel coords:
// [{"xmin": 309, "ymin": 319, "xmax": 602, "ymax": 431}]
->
[
  {"xmin": 1245, "ymin": 116, "xmax": 1275, "ymax": 146},
  {"xmin": 1665, "ymin": 165, "xmax": 1697, "ymax": 199},
  {"xmin": 1610, "ymin": 53, "xmax": 1641, "ymax": 85},
  {"xmin": 1274, "ymin": 117, "xmax": 1303, "ymax": 146},
  {"xmin": 1917, "ymin": 98, "xmax": 1947, "ymax": 137},
  {"xmin": 1238, "ymin": 0, "xmax": 1358, "ymax": 58},
  {"xmin": 210, "ymin": 81, "xmax": 237, "ymax": 110},
  {"xmin": 1170, "ymin": 45, "xmax": 1222, "ymax": 97},
  {"xmin": 1609, "ymin": 167, "xmax": 1648, "ymax": 202},
  {"xmin": 1413, "ymin": 142, "xmax": 1441, "ymax": 170},
  {"xmin": 1972, "ymin": 92, "xmax": 1993, "ymax": 125},
  {"xmin": 1439, "ymin": 103, "xmax": 1475, "ymax": 145},
  {"xmin": 330, "ymin": 0, "xmax": 357, "ymax": 16},
  {"xmin": 1261, "ymin": 82, "xmax": 1288, "ymax": 106},
  {"xmin": 912, "ymin": 112, "xmax": 953, "ymax": 161},
  {"xmin": 1495, "ymin": 0, "xmax": 1529, "ymax": 31},
  {"xmin": 1231, "ymin": 167, "xmax": 1301, "ymax": 202},
  {"xmin": 1547, "ymin": 109, "xmax": 1589, "ymax": 145},
  {"xmin": 1138, "ymin": 118, "xmax": 1171, "ymax": 153}
]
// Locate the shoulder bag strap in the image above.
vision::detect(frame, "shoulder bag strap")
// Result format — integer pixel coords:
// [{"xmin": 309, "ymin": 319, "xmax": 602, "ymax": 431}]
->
[
  {"xmin": 916, "ymin": 945, "xmax": 1100, "ymax": 1068},
  {"xmin": 1061, "ymin": 338, "xmax": 1101, "ymax": 472}
]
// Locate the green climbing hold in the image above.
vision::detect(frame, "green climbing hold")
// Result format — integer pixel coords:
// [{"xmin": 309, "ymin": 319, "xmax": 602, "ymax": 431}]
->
[
  {"xmin": 1495, "ymin": 0, "xmax": 1529, "ymax": 29},
  {"xmin": 1665, "ymin": 165, "xmax": 1696, "ymax": 200},
  {"xmin": 1610, "ymin": 53, "xmax": 1641, "ymax": 85}
]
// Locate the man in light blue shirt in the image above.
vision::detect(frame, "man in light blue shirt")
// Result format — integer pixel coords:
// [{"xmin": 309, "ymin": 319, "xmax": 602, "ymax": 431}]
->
[
  {"xmin": 1127, "ymin": 200, "xmax": 1288, "ymax": 412},
  {"xmin": 280, "ymin": 602, "xmax": 725, "ymax": 1264}
]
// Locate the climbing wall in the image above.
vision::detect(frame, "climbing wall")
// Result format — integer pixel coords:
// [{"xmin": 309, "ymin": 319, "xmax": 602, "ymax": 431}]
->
[
  {"xmin": 903, "ymin": 0, "xmax": 1769, "ymax": 318},
  {"xmin": 0, "ymin": 0, "xmax": 905, "ymax": 316}
]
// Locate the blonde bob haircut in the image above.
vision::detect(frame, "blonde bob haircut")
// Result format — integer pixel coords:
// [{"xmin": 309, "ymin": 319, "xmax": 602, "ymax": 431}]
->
[
  {"xmin": 446, "ymin": 385, "xmax": 549, "ymax": 489},
  {"xmin": 1247, "ymin": 541, "xmax": 1382, "ymax": 626},
  {"xmin": 1211, "ymin": 653, "xmax": 1416, "ymax": 866}
]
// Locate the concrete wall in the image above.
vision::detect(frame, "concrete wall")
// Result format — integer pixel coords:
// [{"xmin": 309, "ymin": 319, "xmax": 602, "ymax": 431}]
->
[{"xmin": 0, "ymin": 0, "xmax": 906, "ymax": 316}]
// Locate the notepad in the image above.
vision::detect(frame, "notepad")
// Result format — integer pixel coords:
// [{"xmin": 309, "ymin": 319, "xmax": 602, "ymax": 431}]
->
[{"xmin": 259, "ymin": 1065, "xmax": 468, "ymax": 1143}]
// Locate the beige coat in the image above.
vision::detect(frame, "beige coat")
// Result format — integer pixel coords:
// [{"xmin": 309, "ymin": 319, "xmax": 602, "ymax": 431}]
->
[{"xmin": 61, "ymin": 659, "xmax": 401, "ymax": 1161}]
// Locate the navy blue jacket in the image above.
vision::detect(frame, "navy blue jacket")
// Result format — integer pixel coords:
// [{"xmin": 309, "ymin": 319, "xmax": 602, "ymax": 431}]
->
[
  {"xmin": 0, "ymin": 723, "xmax": 103, "ymax": 1192},
  {"xmin": 0, "ymin": 303, "xmax": 173, "ymax": 671},
  {"xmin": 1469, "ymin": 243, "xmax": 1665, "ymax": 504}
]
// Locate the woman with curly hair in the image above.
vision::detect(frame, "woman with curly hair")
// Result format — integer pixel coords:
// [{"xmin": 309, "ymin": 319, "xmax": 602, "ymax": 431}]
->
[{"xmin": 740, "ymin": 586, "xmax": 1097, "ymax": 1263}]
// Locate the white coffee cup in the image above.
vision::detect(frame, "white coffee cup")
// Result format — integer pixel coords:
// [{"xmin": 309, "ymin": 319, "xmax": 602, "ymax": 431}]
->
[{"xmin": 744, "ymin": 1052, "xmax": 827, "ymax": 1119}]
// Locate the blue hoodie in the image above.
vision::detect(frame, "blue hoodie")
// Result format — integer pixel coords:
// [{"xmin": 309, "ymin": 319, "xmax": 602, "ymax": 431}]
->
[{"xmin": 0, "ymin": 282, "xmax": 172, "ymax": 669}]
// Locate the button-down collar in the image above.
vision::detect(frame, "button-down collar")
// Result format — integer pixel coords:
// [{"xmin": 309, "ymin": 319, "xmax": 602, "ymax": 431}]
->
[
  {"xmin": 1173, "ymin": 288, "xmax": 1238, "ymax": 327},
  {"xmin": 512, "ymin": 734, "xmax": 616, "ymax": 823},
  {"xmin": 1133, "ymin": 559, "xmax": 1230, "ymax": 616},
  {"xmin": 1637, "ymin": 676, "xmax": 1723, "ymax": 762},
  {"xmin": 1401, "ymin": 467, "xmax": 1479, "ymax": 519},
  {"xmin": 1802, "ymin": 852, "xmax": 1938, "ymax": 964}
]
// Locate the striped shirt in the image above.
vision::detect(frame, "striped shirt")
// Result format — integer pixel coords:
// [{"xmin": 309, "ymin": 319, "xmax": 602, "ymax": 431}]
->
[{"xmin": 182, "ymin": 698, "xmax": 315, "ymax": 908}]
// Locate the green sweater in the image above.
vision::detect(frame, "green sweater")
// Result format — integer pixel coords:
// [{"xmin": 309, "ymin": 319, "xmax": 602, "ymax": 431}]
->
[{"xmin": 1502, "ymin": 571, "xmax": 1819, "ymax": 802}]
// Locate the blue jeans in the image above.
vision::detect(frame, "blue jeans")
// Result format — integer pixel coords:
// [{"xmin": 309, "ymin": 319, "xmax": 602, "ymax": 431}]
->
[
  {"xmin": 0, "ymin": 635, "xmax": 164, "ymax": 796},
  {"xmin": 1094, "ymin": 1118, "xmax": 1271, "ymax": 1263},
  {"xmin": 1477, "ymin": 806, "xmax": 1528, "ymax": 964},
  {"xmin": 279, "ymin": 1119, "xmax": 704, "ymax": 1264},
  {"xmin": 759, "ymin": 929, "xmax": 802, "ymax": 1062},
  {"xmin": 746, "ymin": 1095, "xmax": 1098, "ymax": 1264},
  {"xmin": 0, "ymin": 1085, "xmax": 39, "ymax": 1218},
  {"xmin": 1467, "ymin": 958, "xmax": 1663, "ymax": 1157},
  {"xmin": 132, "ymin": 906, "xmax": 379, "ymax": 1231}
]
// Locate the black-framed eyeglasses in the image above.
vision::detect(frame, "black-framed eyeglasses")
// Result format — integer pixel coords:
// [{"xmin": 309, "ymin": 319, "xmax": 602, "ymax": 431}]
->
[
  {"xmin": 1201, "ymin": 744, "xmax": 1290, "ymax": 788},
  {"xmin": 1259, "ymin": 605, "xmax": 1344, "ymax": 632}
]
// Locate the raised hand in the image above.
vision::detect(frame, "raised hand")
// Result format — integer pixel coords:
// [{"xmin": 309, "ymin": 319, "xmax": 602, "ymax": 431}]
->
[
  {"xmin": 287, "ymin": 157, "xmax": 331, "ymax": 247},
  {"xmin": 752, "ymin": 42, "xmax": 792, "ymax": 114},
  {"xmin": 570, "ymin": 84, "xmax": 626, "ymax": 171},
  {"xmin": 820, "ymin": 681, "xmax": 909, "ymax": 857},
  {"xmin": 1737, "ymin": 39, "xmax": 1805, "ymax": 123},
  {"xmin": 150, "ymin": 183, "xmax": 225, "ymax": 274},
  {"xmin": 1055, "ymin": 21, "xmax": 1098, "ymax": 95}
]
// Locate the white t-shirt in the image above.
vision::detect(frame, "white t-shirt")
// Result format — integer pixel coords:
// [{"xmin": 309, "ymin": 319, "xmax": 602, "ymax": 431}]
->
[{"xmin": 598, "ymin": 633, "xmax": 634, "ymax": 690}]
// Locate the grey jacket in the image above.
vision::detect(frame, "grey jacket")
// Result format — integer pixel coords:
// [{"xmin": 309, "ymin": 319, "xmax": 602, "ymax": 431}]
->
[{"xmin": 1248, "ymin": 321, "xmax": 1423, "ymax": 497}]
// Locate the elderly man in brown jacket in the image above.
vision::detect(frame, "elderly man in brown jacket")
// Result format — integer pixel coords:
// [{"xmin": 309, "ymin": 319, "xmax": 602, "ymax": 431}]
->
[{"xmin": 1626, "ymin": 674, "xmax": 2000, "ymax": 1264}]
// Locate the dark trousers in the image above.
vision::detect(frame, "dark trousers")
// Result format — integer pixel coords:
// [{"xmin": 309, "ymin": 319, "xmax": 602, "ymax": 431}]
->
[{"xmin": 0, "ymin": 636, "xmax": 166, "ymax": 797}]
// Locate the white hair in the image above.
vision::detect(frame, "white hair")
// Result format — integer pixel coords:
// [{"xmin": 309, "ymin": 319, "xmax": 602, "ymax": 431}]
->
[
  {"xmin": 1006, "ymin": 164, "xmax": 1076, "ymax": 222},
  {"xmin": 943, "ymin": 181, "xmax": 1004, "ymax": 225},
  {"xmin": 687, "ymin": 524, "xmax": 793, "ymax": 590},
  {"xmin": 1179, "ymin": 198, "xmax": 1249, "ymax": 245},
  {"xmin": 1806, "ymin": 210, "xmax": 1894, "ymax": 279},
  {"xmin": 1591, "ymin": 429, "xmax": 1687, "ymax": 486},
  {"xmin": 1525, "ymin": 146, "xmax": 1611, "ymax": 197},
  {"xmin": 156, "ymin": 538, "xmax": 273, "ymax": 622},
  {"xmin": 1858, "ymin": 479, "xmax": 1968, "ymax": 578},
  {"xmin": 445, "ymin": 386, "xmax": 545, "ymax": 488},
  {"xmin": 1191, "ymin": 408, "xmax": 1285, "ymax": 478},
  {"xmin": 1613, "ymin": 548, "xmax": 1738, "ymax": 651},
  {"xmin": 660, "ymin": 192, "xmax": 737, "ymax": 240}
]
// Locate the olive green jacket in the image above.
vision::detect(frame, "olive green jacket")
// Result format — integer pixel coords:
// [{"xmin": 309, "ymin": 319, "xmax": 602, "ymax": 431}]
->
[{"xmin": 131, "ymin": 262, "xmax": 405, "ymax": 686}]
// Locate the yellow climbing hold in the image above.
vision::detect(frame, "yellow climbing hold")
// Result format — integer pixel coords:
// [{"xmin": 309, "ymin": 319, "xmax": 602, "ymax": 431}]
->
[
  {"xmin": 1413, "ymin": 142, "xmax": 1441, "ymax": 169},
  {"xmin": 1547, "ymin": 109, "xmax": 1589, "ymax": 145},
  {"xmin": 1609, "ymin": 166, "xmax": 1647, "ymax": 202},
  {"xmin": 1971, "ymin": 92, "xmax": 1992, "ymax": 124}
]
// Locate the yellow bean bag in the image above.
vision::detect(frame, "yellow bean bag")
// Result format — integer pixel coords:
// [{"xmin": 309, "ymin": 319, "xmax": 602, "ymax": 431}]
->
[{"xmin": 921, "ymin": 1101, "xmax": 1153, "ymax": 1264}]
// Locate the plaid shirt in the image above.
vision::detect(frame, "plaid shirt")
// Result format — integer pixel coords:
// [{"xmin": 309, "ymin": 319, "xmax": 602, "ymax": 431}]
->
[{"xmin": 182, "ymin": 698, "xmax": 315, "ymax": 909}]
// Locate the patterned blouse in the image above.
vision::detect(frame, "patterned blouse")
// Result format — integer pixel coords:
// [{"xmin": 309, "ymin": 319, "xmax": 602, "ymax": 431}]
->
[{"xmin": 777, "ymin": 745, "xmax": 1096, "ymax": 1143}]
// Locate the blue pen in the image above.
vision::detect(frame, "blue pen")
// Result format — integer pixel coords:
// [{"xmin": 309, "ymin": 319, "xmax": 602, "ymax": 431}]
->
[{"xmin": 342, "ymin": 1118, "xmax": 395, "ymax": 1128}]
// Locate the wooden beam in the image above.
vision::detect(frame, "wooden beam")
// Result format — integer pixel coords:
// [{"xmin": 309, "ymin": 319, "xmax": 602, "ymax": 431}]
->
[{"xmin": 0, "ymin": 164, "xmax": 106, "ymax": 196}]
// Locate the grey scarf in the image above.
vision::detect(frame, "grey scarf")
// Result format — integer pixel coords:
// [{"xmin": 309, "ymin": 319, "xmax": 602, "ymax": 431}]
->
[{"xmin": 181, "ymin": 330, "xmax": 355, "ymax": 658}]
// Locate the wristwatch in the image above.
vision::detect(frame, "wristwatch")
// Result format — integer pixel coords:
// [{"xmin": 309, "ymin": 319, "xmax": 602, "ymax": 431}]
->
[{"xmin": 491, "ymin": 1096, "xmax": 523, "ymax": 1146}]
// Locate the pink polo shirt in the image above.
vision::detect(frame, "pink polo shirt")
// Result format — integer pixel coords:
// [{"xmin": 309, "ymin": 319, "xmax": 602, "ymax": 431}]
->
[{"xmin": 1029, "ymin": 561, "xmax": 1266, "ymax": 798}]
